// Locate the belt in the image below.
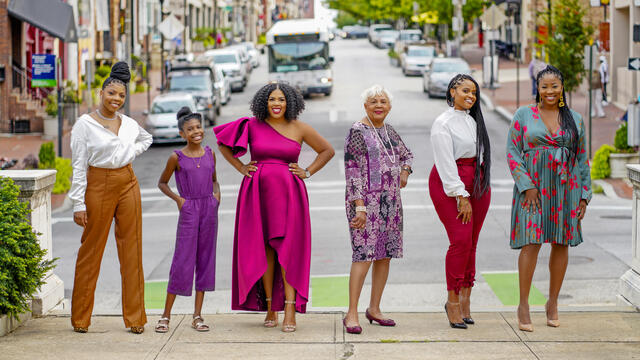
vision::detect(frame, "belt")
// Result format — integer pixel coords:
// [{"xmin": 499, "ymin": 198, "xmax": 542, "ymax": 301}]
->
[{"xmin": 455, "ymin": 157, "xmax": 477, "ymax": 166}]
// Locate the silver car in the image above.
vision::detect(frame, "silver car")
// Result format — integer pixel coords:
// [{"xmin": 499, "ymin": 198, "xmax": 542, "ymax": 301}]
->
[
  {"xmin": 226, "ymin": 44, "xmax": 253, "ymax": 75},
  {"xmin": 376, "ymin": 30, "xmax": 399, "ymax": 49},
  {"xmin": 401, "ymin": 46, "xmax": 435, "ymax": 76},
  {"xmin": 422, "ymin": 58, "xmax": 472, "ymax": 98},
  {"xmin": 240, "ymin": 41, "xmax": 260, "ymax": 68},
  {"xmin": 204, "ymin": 49, "xmax": 247, "ymax": 92},
  {"xmin": 144, "ymin": 93, "xmax": 200, "ymax": 144},
  {"xmin": 214, "ymin": 65, "xmax": 232, "ymax": 105}
]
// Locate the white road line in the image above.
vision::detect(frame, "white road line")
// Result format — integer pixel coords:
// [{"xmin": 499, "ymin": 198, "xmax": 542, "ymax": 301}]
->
[
  {"xmin": 52, "ymin": 204, "xmax": 632, "ymax": 224},
  {"xmin": 329, "ymin": 109, "xmax": 338, "ymax": 123}
]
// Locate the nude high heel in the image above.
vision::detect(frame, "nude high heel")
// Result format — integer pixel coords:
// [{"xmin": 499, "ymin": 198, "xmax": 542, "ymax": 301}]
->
[
  {"xmin": 263, "ymin": 298, "xmax": 278, "ymax": 328},
  {"xmin": 282, "ymin": 300, "xmax": 296, "ymax": 333},
  {"xmin": 517, "ymin": 305, "xmax": 533, "ymax": 332},
  {"xmin": 545, "ymin": 302, "xmax": 560, "ymax": 328}
]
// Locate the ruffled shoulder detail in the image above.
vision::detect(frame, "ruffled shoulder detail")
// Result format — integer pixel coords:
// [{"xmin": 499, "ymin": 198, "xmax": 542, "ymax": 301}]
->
[{"xmin": 213, "ymin": 117, "xmax": 253, "ymax": 157}]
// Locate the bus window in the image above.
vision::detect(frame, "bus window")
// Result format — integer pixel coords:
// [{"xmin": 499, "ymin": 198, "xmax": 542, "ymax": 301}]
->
[{"xmin": 269, "ymin": 42, "xmax": 329, "ymax": 72}]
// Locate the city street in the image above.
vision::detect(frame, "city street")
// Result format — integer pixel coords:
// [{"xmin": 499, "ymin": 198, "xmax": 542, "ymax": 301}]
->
[{"xmin": 51, "ymin": 38, "xmax": 633, "ymax": 315}]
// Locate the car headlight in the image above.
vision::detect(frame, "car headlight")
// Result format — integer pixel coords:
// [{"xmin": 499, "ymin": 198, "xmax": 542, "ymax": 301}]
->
[{"xmin": 320, "ymin": 77, "xmax": 332, "ymax": 84}]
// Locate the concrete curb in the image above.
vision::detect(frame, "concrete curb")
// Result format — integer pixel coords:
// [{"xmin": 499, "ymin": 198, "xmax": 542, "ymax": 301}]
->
[
  {"xmin": 494, "ymin": 105, "xmax": 514, "ymax": 123},
  {"xmin": 593, "ymin": 179, "xmax": 621, "ymax": 200}
]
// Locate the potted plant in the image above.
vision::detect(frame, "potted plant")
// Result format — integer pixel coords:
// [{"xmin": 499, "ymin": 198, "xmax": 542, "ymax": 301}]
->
[
  {"xmin": 609, "ymin": 123, "xmax": 639, "ymax": 179},
  {"xmin": 62, "ymin": 80, "xmax": 81, "ymax": 126},
  {"xmin": 38, "ymin": 142, "xmax": 73, "ymax": 209},
  {"xmin": 388, "ymin": 48, "xmax": 399, "ymax": 67},
  {"xmin": 43, "ymin": 94, "xmax": 58, "ymax": 139}
]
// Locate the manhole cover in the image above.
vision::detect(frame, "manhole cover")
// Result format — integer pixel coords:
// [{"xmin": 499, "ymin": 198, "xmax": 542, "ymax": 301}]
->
[
  {"xmin": 600, "ymin": 215, "xmax": 632, "ymax": 220},
  {"xmin": 538, "ymin": 256, "xmax": 594, "ymax": 265}
]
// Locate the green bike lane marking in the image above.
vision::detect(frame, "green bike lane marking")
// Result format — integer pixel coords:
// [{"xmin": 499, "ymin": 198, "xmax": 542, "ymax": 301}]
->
[
  {"xmin": 144, "ymin": 281, "xmax": 168, "ymax": 309},
  {"xmin": 481, "ymin": 272, "xmax": 547, "ymax": 306}
]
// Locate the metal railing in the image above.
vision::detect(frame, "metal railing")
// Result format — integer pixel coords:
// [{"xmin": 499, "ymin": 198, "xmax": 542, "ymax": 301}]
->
[{"xmin": 11, "ymin": 64, "xmax": 52, "ymax": 106}]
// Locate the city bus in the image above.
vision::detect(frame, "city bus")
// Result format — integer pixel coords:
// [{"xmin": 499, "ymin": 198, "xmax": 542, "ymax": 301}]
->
[{"xmin": 266, "ymin": 19, "xmax": 333, "ymax": 97}]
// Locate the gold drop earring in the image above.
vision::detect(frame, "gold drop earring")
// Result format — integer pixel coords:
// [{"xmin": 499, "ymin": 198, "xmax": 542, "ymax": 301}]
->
[{"xmin": 558, "ymin": 95, "xmax": 565, "ymax": 108}]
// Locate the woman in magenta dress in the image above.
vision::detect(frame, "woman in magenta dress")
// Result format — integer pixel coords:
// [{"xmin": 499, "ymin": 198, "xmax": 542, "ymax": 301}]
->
[{"xmin": 214, "ymin": 82, "xmax": 334, "ymax": 332}]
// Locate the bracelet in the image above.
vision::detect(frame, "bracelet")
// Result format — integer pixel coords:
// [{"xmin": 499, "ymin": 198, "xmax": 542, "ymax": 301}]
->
[
  {"xmin": 355, "ymin": 206, "xmax": 367, "ymax": 213},
  {"xmin": 402, "ymin": 166, "xmax": 413, "ymax": 174},
  {"xmin": 304, "ymin": 168, "xmax": 311, "ymax": 178}
]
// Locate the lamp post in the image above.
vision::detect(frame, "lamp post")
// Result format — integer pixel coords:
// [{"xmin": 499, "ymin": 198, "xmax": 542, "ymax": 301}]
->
[{"xmin": 159, "ymin": 0, "xmax": 166, "ymax": 89}]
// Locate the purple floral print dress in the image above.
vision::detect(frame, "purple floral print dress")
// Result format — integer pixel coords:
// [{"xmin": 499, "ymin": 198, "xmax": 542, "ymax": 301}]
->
[
  {"xmin": 344, "ymin": 122, "xmax": 414, "ymax": 262},
  {"xmin": 506, "ymin": 105, "xmax": 592, "ymax": 249}
]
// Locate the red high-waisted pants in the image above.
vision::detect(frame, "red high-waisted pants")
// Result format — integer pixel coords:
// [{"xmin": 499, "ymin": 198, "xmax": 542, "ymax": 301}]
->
[{"xmin": 428, "ymin": 158, "xmax": 491, "ymax": 294}]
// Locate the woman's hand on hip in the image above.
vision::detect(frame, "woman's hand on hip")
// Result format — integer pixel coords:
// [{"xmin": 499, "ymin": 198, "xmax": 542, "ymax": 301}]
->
[
  {"xmin": 578, "ymin": 199, "xmax": 588, "ymax": 220},
  {"xmin": 400, "ymin": 171, "xmax": 409, "ymax": 188},
  {"xmin": 522, "ymin": 188, "xmax": 541, "ymax": 214},
  {"xmin": 239, "ymin": 161, "xmax": 257, "ymax": 177},
  {"xmin": 288, "ymin": 163, "xmax": 308, "ymax": 179},
  {"xmin": 176, "ymin": 197, "xmax": 186, "ymax": 210},
  {"xmin": 73, "ymin": 211, "xmax": 88, "ymax": 228},
  {"xmin": 456, "ymin": 197, "xmax": 472, "ymax": 224},
  {"xmin": 350, "ymin": 211, "xmax": 366, "ymax": 229}
]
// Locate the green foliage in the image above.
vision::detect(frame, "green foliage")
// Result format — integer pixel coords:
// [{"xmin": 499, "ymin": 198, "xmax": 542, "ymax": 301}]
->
[
  {"xmin": 44, "ymin": 94, "xmax": 58, "ymax": 117},
  {"xmin": 92, "ymin": 64, "xmax": 112, "ymax": 89},
  {"xmin": 52, "ymin": 157, "xmax": 72, "ymax": 194},
  {"xmin": 335, "ymin": 11, "xmax": 359, "ymax": 28},
  {"xmin": 591, "ymin": 144, "xmax": 615, "ymax": 179},
  {"xmin": 543, "ymin": 0, "xmax": 594, "ymax": 94},
  {"xmin": 0, "ymin": 177, "xmax": 57, "ymax": 318},
  {"xmin": 62, "ymin": 80, "xmax": 81, "ymax": 104},
  {"xmin": 388, "ymin": 48, "xmax": 399, "ymax": 59},
  {"xmin": 614, "ymin": 123, "xmax": 633, "ymax": 152},
  {"xmin": 258, "ymin": 34, "xmax": 267, "ymax": 45},
  {"xmin": 592, "ymin": 183, "xmax": 604, "ymax": 194},
  {"xmin": 38, "ymin": 142, "xmax": 55, "ymax": 169}
]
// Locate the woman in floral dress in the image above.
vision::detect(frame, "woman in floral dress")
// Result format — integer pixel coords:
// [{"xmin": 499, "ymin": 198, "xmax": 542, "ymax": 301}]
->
[
  {"xmin": 506, "ymin": 66, "xmax": 592, "ymax": 332},
  {"xmin": 342, "ymin": 85, "xmax": 413, "ymax": 334}
]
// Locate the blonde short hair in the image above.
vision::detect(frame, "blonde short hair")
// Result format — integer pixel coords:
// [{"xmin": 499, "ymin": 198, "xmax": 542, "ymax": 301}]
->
[{"xmin": 361, "ymin": 85, "xmax": 393, "ymax": 104}]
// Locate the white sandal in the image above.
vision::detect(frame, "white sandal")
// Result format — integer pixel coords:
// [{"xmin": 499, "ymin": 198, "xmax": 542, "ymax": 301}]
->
[
  {"xmin": 155, "ymin": 317, "xmax": 170, "ymax": 333},
  {"xmin": 192, "ymin": 316, "xmax": 210, "ymax": 332},
  {"xmin": 282, "ymin": 300, "xmax": 296, "ymax": 333}
]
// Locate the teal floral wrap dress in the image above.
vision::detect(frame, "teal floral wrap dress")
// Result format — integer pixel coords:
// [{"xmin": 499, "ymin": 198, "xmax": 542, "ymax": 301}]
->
[{"xmin": 506, "ymin": 105, "xmax": 592, "ymax": 249}]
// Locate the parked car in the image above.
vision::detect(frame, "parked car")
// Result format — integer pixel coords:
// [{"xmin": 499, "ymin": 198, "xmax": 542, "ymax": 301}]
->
[
  {"xmin": 394, "ymin": 29, "xmax": 425, "ymax": 55},
  {"xmin": 167, "ymin": 64, "xmax": 219, "ymax": 125},
  {"xmin": 376, "ymin": 30, "xmax": 399, "ymax": 49},
  {"xmin": 422, "ymin": 58, "xmax": 472, "ymax": 97},
  {"xmin": 226, "ymin": 44, "xmax": 253, "ymax": 75},
  {"xmin": 214, "ymin": 64, "xmax": 232, "ymax": 105},
  {"xmin": 401, "ymin": 45, "xmax": 436, "ymax": 76},
  {"xmin": 368, "ymin": 24, "xmax": 393, "ymax": 44},
  {"xmin": 341, "ymin": 25, "xmax": 369, "ymax": 39},
  {"xmin": 239, "ymin": 41, "xmax": 261, "ymax": 68},
  {"xmin": 204, "ymin": 49, "xmax": 247, "ymax": 92},
  {"xmin": 144, "ymin": 93, "xmax": 200, "ymax": 144}
]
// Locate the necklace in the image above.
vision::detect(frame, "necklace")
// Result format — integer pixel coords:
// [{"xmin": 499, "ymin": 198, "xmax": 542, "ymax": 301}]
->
[
  {"xmin": 97, "ymin": 109, "xmax": 118, "ymax": 121},
  {"xmin": 186, "ymin": 149, "xmax": 205, "ymax": 168},
  {"xmin": 365, "ymin": 116, "xmax": 396, "ymax": 164}
]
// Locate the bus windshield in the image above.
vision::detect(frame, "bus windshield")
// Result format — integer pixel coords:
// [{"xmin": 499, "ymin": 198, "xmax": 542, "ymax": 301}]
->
[{"xmin": 269, "ymin": 42, "xmax": 329, "ymax": 72}]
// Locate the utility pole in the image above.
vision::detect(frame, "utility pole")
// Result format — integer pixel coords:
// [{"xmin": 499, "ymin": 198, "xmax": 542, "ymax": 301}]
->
[
  {"xmin": 183, "ymin": 0, "xmax": 187, "ymax": 53},
  {"xmin": 124, "ymin": 0, "xmax": 133, "ymax": 116},
  {"xmin": 453, "ymin": 0, "xmax": 464, "ymax": 57},
  {"xmin": 159, "ymin": 0, "xmax": 166, "ymax": 89}
]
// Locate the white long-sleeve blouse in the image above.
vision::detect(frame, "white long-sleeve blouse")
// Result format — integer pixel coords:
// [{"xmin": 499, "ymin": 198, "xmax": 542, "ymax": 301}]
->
[
  {"xmin": 430, "ymin": 107, "xmax": 477, "ymax": 197},
  {"xmin": 69, "ymin": 113, "xmax": 152, "ymax": 212}
]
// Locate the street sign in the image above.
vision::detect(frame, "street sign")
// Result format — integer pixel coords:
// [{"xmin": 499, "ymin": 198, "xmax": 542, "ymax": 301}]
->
[
  {"xmin": 629, "ymin": 58, "xmax": 640, "ymax": 71},
  {"xmin": 157, "ymin": 14, "xmax": 184, "ymax": 40},
  {"xmin": 481, "ymin": 4, "xmax": 508, "ymax": 30},
  {"xmin": 31, "ymin": 54, "xmax": 56, "ymax": 88}
]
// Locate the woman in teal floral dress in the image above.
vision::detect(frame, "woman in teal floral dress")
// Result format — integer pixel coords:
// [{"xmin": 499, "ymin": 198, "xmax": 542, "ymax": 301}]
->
[{"xmin": 506, "ymin": 66, "xmax": 592, "ymax": 332}]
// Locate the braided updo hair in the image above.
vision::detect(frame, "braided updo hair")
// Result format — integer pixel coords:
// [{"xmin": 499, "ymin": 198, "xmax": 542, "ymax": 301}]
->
[
  {"xmin": 535, "ymin": 65, "xmax": 579, "ymax": 164},
  {"xmin": 102, "ymin": 61, "xmax": 131, "ymax": 90},
  {"xmin": 176, "ymin": 106, "xmax": 202, "ymax": 131},
  {"xmin": 445, "ymin": 74, "xmax": 491, "ymax": 198},
  {"xmin": 249, "ymin": 82, "xmax": 305, "ymax": 122}
]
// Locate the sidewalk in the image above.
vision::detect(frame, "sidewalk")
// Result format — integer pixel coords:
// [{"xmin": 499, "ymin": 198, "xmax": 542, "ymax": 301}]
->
[
  {"xmin": 462, "ymin": 44, "xmax": 631, "ymax": 199},
  {"xmin": 0, "ymin": 311, "xmax": 638, "ymax": 359}
]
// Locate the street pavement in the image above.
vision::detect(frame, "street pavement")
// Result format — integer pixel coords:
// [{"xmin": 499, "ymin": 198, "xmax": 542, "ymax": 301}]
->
[{"xmin": 46, "ymin": 39, "xmax": 635, "ymax": 318}]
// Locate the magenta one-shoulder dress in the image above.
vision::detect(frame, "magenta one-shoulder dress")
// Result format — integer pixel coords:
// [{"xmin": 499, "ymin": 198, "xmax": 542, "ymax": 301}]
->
[{"xmin": 213, "ymin": 117, "xmax": 311, "ymax": 313}]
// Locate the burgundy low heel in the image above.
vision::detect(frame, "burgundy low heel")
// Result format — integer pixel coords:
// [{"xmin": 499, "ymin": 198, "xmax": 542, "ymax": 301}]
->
[
  {"xmin": 343, "ymin": 318, "xmax": 362, "ymax": 334},
  {"xmin": 365, "ymin": 309, "xmax": 396, "ymax": 327}
]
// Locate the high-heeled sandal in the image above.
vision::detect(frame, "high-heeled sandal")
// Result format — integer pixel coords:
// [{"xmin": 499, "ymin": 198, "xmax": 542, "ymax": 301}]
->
[
  {"xmin": 444, "ymin": 302, "xmax": 467, "ymax": 329},
  {"xmin": 155, "ymin": 317, "xmax": 170, "ymax": 333},
  {"xmin": 73, "ymin": 327, "xmax": 88, "ymax": 333},
  {"xmin": 130, "ymin": 326, "xmax": 144, "ymax": 334},
  {"xmin": 545, "ymin": 302, "xmax": 560, "ymax": 328},
  {"xmin": 282, "ymin": 300, "xmax": 296, "ymax": 333},
  {"xmin": 517, "ymin": 306, "xmax": 534, "ymax": 332},
  {"xmin": 263, "ymin": 298, "xmax": 278, "ymax": 328}
]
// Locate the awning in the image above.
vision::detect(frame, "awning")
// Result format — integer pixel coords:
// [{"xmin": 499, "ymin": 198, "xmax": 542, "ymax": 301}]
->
[{"xmin": 8, "ymin": 0, "xmax": 77, "ymax": 42}]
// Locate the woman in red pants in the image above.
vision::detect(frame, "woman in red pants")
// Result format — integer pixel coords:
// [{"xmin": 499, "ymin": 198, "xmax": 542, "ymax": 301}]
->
[{"xmin": 429, "ymin": 74, "xmax": 491, "ymax": 329}]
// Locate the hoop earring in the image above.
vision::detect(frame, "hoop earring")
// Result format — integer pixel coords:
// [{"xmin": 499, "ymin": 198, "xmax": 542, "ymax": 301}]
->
[{"xmin": 559, "ymin": 95, "xmax": 565, "ymax": 108}]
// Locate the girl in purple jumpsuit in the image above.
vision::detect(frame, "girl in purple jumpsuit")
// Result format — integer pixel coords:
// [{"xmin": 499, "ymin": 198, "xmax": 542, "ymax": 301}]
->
[{"xmin": 155, "ymin": 107, "xmax": 220, "ymax": 333}]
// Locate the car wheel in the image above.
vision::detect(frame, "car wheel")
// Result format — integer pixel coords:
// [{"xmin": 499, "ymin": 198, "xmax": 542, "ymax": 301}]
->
[{"xmin": 325, "ymin": 90, "xmax": 332, "ymax": 96}]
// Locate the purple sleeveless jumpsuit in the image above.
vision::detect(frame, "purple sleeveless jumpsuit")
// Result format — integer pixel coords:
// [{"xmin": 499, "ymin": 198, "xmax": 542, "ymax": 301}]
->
[{"xmin": 167, "ymin": 146, "xmax": 218, "ymax": 296}]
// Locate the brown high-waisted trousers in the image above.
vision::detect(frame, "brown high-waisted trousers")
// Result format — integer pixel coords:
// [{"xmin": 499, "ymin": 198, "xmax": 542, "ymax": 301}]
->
[{"xmin": 71, "ymin": 164, "xmax": 147, "ymax": 328}]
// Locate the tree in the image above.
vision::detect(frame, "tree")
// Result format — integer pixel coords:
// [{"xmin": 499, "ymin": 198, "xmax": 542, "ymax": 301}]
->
[{"xmin": 543, "ymin": 0, "xmax": 594, "ymax": 95}]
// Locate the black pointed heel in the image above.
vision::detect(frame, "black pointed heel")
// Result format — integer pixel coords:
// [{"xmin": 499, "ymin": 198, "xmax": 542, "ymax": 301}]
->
[
  {"xmin": 462, "ymin": 317, "xmax": 475, "ymax": 325},
  {"xmin": 444, "ymin": 303, "xmax": 467, "ymax": 329}
]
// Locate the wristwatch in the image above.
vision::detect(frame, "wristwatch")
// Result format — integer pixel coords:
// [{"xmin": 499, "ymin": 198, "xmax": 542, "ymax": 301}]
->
[
  {"xmin": 304, "ymin": 168, "xmax": 311, "ymax": 178},
  {"xmin": 402, "ymin": 166, "xmax": 413, "ymax": 174}
]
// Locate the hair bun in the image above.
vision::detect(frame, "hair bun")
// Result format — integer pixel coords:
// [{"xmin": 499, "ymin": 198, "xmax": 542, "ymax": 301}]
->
[
  {"xmin": 177, "ymin": 106, "xmax": 192, "ymax": 120},
  {"xmin": 110, "ymin": 61, "xmax": 131, "ymax": 83}
]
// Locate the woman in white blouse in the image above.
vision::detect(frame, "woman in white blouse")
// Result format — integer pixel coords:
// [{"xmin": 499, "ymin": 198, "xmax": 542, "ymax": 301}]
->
[
  {"xmin": 68, "ymin": 62, "xmax": 152, "ymax": 334},
  {"xmin": 429, "ymin": 74, "xmax": 491, "ymax": 329}
]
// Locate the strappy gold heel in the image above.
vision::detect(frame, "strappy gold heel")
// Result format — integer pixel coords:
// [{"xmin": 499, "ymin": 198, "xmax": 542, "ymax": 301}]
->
[
  {"xmin": 263, "ymin": 298, "xmax": 278, "ymax": 328},
  {"xmin": 282, "ymin": 300, "xmax": 296, "ymax": 333}
]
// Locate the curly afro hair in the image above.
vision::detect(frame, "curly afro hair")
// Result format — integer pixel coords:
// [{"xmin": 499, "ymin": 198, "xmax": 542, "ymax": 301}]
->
[{"xmin": 249, "ymin": 82, "xmax": 305, "ymax": 122}]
